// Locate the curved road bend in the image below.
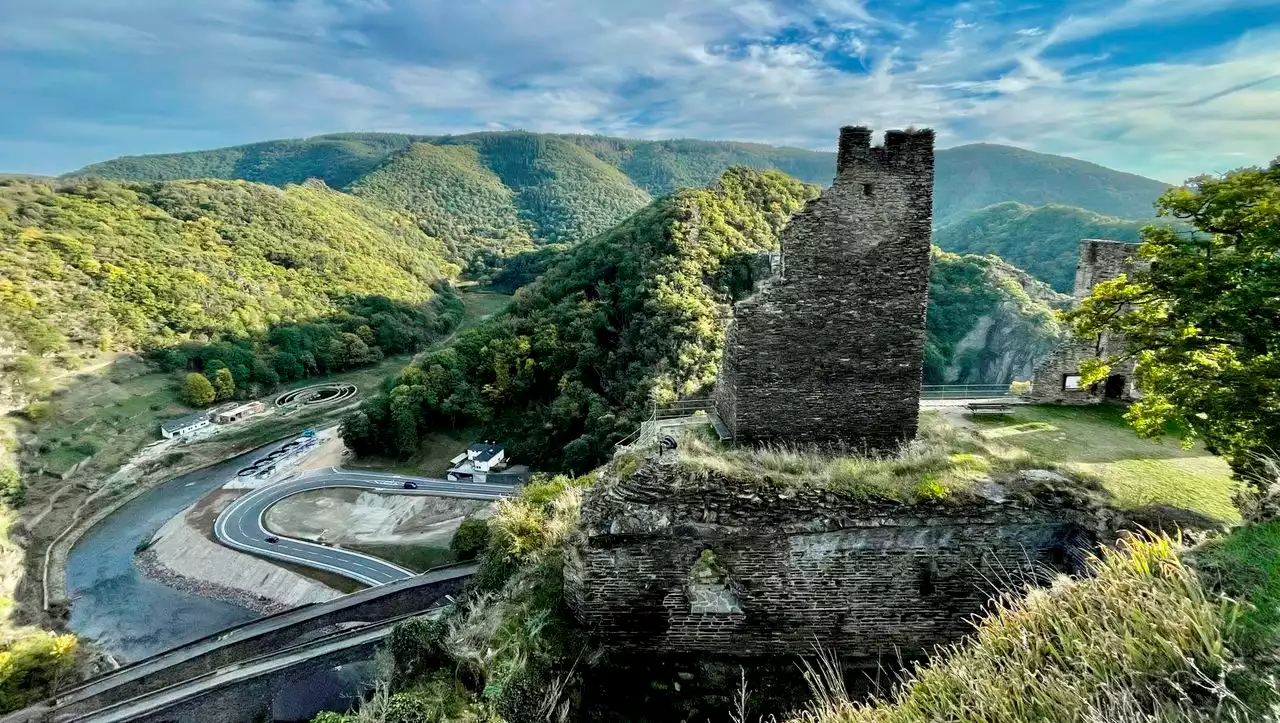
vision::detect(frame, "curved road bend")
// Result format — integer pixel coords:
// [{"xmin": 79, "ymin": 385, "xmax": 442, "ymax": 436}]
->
[{"xmin": 214, "ymin": 469, "xmax": 517, "ymax": 586}]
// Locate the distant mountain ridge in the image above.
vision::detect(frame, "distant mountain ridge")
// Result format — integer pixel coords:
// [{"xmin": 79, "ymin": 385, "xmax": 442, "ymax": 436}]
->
[
  {"xmin": 68, "ymin": 130, "xmax": 1170, "ymax": 234},
  {"xmin": 933, "ymin": 202, "xmax": 1152, "ymax": 292}
]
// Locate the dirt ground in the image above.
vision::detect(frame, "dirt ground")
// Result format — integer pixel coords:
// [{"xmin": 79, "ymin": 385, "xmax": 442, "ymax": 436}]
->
[
  {"xmin": 294, "ymin": 430, "xmax": 349, "ymax": 473},
  {"xmin": 264, "ymin": 488, "xmax": 487, "ymax": 547}
]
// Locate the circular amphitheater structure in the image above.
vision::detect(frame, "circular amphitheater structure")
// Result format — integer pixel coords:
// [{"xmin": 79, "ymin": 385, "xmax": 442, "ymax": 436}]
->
[{"xmin": 275, "ymin": 383, "xmax": 358, "ymax": 408}]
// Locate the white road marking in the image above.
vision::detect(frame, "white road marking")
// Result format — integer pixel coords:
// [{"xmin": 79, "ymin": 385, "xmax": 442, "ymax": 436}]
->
[{"xmin": 212, "ymin": 467, "xmax": 518, "ymax": 585}]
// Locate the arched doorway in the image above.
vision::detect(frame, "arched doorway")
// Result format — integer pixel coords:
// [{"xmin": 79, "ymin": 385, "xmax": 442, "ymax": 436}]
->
[{"xmin": 1104, "ymin": 375, "xmax": 1127, "ymax": 399}]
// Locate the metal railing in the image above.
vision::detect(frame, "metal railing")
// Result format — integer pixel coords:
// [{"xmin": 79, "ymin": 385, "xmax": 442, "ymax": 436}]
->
[
  {"xmin": 615, "ymin": 398, "xmax": 717, "ymax": 452},
  {"xmin": 920, "ymin": 384, "xmax": 1019, "ymax": 400}
]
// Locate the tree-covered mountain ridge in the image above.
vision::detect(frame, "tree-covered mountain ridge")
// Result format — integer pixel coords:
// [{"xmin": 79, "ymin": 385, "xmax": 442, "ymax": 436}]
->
[
  {"xmin": 69, "ymin": 130, "xmax": 1170, "ymax": 242},
  {"xmin": 933, "ymin": 201, "xmax": 1153, "ymax": 292},
  {"xmin": 341, "ymin": 167, "xmax": 1066, "ymax": 472}
]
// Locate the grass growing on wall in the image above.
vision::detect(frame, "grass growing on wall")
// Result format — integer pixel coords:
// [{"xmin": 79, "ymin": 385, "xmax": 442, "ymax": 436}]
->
[
  {"xmin": 789, "ymin": 534, "xmax": 1264, "ymax": 723},
  {"xmin": 676, "ymin": 414, "xmax": 1060, "ymax": 504}
]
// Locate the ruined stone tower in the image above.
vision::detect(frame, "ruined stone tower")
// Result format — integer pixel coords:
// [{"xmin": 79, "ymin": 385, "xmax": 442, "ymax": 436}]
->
[
  {"xmin": 714, "ymin": 126, "xmax": 935, "ymax": 451},
  {"xmin": 1029, "ymin": 239, "xmax": 1147, "ymax": 404}
]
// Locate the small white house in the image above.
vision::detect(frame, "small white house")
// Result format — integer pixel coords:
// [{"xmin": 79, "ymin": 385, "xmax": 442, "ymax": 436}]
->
[
  {"xmin": 160, "ymin": 411, "xmax": 211, "ymax": 439},
  {"xmin": 447, "ymin": 442, "xmax": 507, "ymax": 483}
]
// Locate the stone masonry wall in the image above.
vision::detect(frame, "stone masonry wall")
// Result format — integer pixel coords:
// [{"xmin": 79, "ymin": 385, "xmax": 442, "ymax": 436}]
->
[
  {"xmin": 714, "ymin": 126, "xmax": 934, "ymax": 452},
  {"xmin": 565, "ymin": 455, "xmax": 1106, "ymax": 659},
  {"xmin": 1030, "ymin": 239, "xmax": 1147, "ymax": 403}
]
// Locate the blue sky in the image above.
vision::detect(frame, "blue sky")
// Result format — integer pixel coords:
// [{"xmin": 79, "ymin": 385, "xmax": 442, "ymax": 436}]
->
[{"xmin": 2, "ymin": 0, "xmax": 1278, "ymax": 181}]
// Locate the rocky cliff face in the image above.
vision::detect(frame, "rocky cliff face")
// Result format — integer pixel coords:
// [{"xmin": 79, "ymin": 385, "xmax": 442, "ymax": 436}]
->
[{"xmin": 928, "ymin": 251, "xmax": 1070, "ymax": 384}]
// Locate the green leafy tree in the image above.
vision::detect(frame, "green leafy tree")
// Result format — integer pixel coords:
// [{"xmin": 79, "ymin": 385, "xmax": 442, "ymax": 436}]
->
[
  {"xmin": 1068, "ymin": 160, "xmax": 1280, "ymax": 480},
  {"xmin": 0, "ymin": 632, "xmax": 78, "ymax": 713},
  {"xmin": 450, "ymin": 519, "xmax": 491, "ymax": 561},
  {"xmin": 0, "ymin": 467, "xmax": 24, "ymax": 506},
  {"xmin": 181, "ymin": 372, "xmax": 216, "ymax": 407},
  {"xmin": 211, "ymin": 368, "xmax": 236, "ymax": 401}
]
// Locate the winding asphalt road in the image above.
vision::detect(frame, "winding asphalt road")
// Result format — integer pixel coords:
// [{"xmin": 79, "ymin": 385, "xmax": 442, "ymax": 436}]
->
[{"xmin": 213, "ymin": 469, "xmax": 517, "ymax": 586}]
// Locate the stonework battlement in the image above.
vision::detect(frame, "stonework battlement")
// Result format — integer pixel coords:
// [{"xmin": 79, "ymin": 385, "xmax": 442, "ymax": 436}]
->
[
  {"xmin": 836, "ymin": 126, "xmax": 936, "ymax": 175},
  {"xmin": 714, "ymin": 125, "xmax": 935, "ymax": 451}
]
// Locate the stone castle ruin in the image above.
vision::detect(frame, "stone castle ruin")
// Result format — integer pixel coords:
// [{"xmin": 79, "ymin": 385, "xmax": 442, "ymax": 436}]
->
[
  {"xmin": 564, "ymin": 127, "xmax": 1128, "ymax": 718},
  {"xmin": 1029, "ymin": 239, "xmax": 1148, "ymax": 403},
  {"xmin": 714, "ymin": 126, "xmax": 935, "ymax": 451},
  {"xmin": 565, "ymin": 455, "xmax": 1103, "ymax": 659}
]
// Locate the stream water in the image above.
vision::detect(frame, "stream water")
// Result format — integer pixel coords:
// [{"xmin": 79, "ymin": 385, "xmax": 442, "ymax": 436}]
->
[{"xmin": 65, "ymin": 439, "xmax": 373, "ymax": 721}]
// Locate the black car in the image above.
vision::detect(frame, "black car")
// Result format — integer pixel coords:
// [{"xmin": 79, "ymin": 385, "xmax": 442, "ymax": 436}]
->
[
  {"xmin": 265, "ymin": 535, "xmax": 280, "ymax": 544},
  {"xmin": 403, "ymin": 481, "xmax": 418, "ymax": 490}
]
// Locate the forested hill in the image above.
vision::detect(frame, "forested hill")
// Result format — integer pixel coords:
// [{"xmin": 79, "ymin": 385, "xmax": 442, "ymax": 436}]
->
[
  {"xmin": 341, "ymin": 168, "xmax": 1065, "ymax": 472},
  {"xmin": 68, "ymin": 131, "xmax": 1169, "ymax": 241},
  {"xmin": 932, "ymin": 144, "xmax": 1168, "ymax": 226},
  {"xmin": 0, "ymin": 177, "xmax": 459, "ymax": 359},
  {"xmin": 933, "ymin": 202, "xmax": 1150, "ymax": 291}
]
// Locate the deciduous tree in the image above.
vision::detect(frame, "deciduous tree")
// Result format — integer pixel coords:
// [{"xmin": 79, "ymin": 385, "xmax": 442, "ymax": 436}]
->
[
  {"xmin": 211, "ymin": 368, "xmax": 236, "ymax": 402},
  {"xmin": 181, "ymin": 372, "xmax": 216, "ymax": 407},
  {"xmin": 1068, "ymin": 160, "xmax": 1280, "ymax": 480}
]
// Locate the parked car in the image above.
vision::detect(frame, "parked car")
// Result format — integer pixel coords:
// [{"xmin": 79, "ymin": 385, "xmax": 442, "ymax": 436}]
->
[
  {"xmin": 265, "ymin": 535, "xmax": 280, "ymax": 544},
  {"xmin": 403, "ymin": 481, "xmax": 418, "ymax": 490}
]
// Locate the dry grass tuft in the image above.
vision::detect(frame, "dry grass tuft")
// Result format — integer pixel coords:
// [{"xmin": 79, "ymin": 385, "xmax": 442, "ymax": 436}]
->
[
  {"xmin": 676, "ymin": 413, "xmax": 1051, "ymax": 504},
  {"xmin": 789, "ymin": 534, "xmax": 1255, "ymax": 723}
]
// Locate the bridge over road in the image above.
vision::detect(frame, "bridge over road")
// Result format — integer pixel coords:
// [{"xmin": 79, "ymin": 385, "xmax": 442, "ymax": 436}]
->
[
  {"xmin": 68, "ymin": 614, "xmax": 413, "ymax": 723},
  {"xmin": 7, "ymin": 563, "xmax": 476, "ymax": 723}
]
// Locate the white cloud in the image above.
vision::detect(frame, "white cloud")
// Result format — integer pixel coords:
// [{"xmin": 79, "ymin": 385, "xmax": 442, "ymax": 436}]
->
[{"xmin": 0, "ymin": 0, "xmax": 1276, "ymax": 180}]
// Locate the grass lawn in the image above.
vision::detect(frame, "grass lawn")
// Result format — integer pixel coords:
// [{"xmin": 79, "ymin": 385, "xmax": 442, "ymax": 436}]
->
[
  {"xmin": 352, "ymin": 430, "xmax": 477, "ymax": 478},
  {"xmin": 457, "ymin": 290, "xmax": 512, "ymax": 329},
  {"xmin": 346, "ymin": 542, "xmax": 457, "ymax": 573},
  {"xmin": 27, "ymin": 354, "xmax": 188, "ymax": 477},
  {"xmin": 1193, "ymin": 521, "xmax": 1280, "ymax": 655},
  {"xmin": 970, "ymin": 404, "xmax": 1242, "ymax": 523}
]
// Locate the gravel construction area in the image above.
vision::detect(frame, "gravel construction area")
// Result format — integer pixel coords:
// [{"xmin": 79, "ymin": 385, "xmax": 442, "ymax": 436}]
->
[
  {"xmin": 137, "ymin": 496, "xmax": 344, "ymax": 610},
  {"xmin": 264, "ymin": 488, "xmax": 486, "ymax": 546},
  {"xmin": 135, "ymin": 549, "xmax": 286, "ymax": 615}
]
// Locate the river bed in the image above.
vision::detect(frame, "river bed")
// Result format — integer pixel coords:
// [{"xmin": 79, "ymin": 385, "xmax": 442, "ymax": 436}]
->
[
  {"xmin": 65, "ymin": 443, "xmax": 284, "ymax": 660},
  {"xmin": 65, "ymin": 438, "xmax": 379, "ymax": 720}
]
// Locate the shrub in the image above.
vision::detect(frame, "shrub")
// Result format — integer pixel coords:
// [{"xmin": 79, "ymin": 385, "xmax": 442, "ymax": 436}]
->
[
  {"xmin": 180, "ymin": 372, "xmax": 215, "ymax": 407},
  {"xmin": 389, "ymin": 617, "xmax": 449, "ymax": 690},
  {"xmin": 19, "ymin": 402, "xmax": 52, "ymax": 423},
  {"xmin": 0, "ymin": 632, "xmax": 79, "ymax": 713},
  {"xmin": 0, "ymin": 468, "xmax": 24, "ymax": 506},
  {"xmin": 450, "ymin": 519, "xmax": 491, "ymax": 561}
]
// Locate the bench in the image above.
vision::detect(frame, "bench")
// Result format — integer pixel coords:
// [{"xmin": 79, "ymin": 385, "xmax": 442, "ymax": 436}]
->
[{"xmin": 966, "ymin": 402, "xmax": 1014, "ymax": 415}]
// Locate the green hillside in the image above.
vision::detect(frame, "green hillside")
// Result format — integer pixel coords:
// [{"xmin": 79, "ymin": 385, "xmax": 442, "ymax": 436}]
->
[
  {"xmin": 441, "ymin": 133, "xmax": 652, "ymax": 244},
  {"xmin": 0, "ymin": 177, "xmax": 458, "ymax": 358},
  {"xmin": 348, "ymin": 144, "xmax": 535, "ymax": 271},
  {"xmin": 562, "ymin": 135, "xmax": 836, "ymax": 195},
  {"xmin": 341, "ymin": 168, "xmax": 1064, "ymax": 472},
  {"xmin": 933, "ymin": 144, "xmax": 1168, "ymax": 226},
  {"xmin": 71, "ymin": 133, "xmax": 426, "ymax": 188},
  {"xmin": 934, "ymin": 202, "xmax": 1150, "ymax": 291},
  {"xmin": 67, "ymin": 132, "xmax": 1169, "ymax": 241},
  {"xmin": 927, "ymin": 250, "xmax": 1066, "ymax": 383}
]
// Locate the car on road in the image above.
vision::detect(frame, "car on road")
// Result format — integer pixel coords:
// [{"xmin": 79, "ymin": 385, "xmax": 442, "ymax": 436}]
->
[
  {"xmin": 403, "ymin": 481, "xmax": 418, "ymax": 490},
  {"xmin": 265, "ymin": 535, "xmax": 280, "ymax": 543}
]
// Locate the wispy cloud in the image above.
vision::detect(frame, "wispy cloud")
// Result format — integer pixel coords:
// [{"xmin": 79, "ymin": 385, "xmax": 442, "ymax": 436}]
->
[{"xmin": 0, "ymin": 0, "xmax": 1276, "ymax": 182}]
